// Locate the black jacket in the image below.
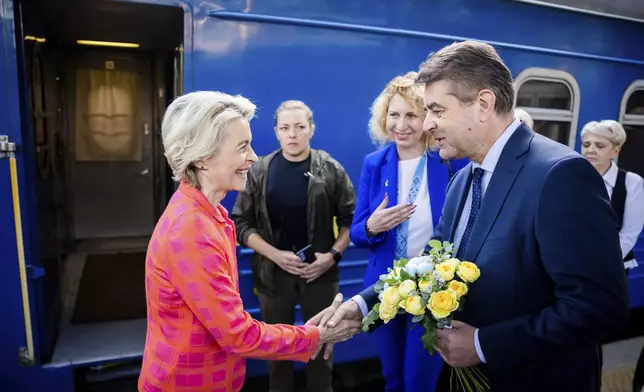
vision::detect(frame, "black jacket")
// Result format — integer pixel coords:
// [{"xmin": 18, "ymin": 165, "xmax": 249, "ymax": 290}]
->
[{"xmin": 231, "ymin": 149, "xmax": 356, "ymax": 295}]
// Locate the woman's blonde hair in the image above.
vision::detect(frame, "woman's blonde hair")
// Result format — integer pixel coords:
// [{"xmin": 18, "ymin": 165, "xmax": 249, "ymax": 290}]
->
[
  {"xmin": 368, "ymin": 71, "xmax": 435, "ymax": 150},
  {"xmin": 162, "ymin": 90, "xmax": 256, "ymax": 188},
  {"xmin": 274, "ymin": 100, "xmax": 314, "ymax": 127},
  {"xmin": 580, "ymin": 120, "xmax": 627, "ymax": 147}
]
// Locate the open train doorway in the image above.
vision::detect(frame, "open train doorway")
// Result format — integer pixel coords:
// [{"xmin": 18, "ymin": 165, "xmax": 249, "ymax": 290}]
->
[
  {"xmin": 17, "ymin": 0, "xmax": 184, "ymax": 371},
  {"xmin": 69, "ymin": 50, "xmax": 156, "ymax": 241}
]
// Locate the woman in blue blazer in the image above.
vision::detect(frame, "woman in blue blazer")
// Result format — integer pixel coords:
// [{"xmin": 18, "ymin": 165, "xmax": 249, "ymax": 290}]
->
[{"xmin": 350, "ymin": 72, "xmax": 467, "ymax": 392}]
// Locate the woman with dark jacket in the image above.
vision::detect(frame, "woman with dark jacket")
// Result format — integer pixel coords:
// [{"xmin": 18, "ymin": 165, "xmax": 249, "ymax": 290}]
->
[{"xmin": 231, "ymin": 100, "xmax": 356, "ymax": 392}]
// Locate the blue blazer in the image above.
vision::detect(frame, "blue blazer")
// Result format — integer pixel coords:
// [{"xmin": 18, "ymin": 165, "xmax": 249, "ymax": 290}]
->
[
  {"xmin": 350, "ymin": 143, "xmax": 468, "ymax": 288},
  {"xmin": 360, "ymin": 124, "xmax": 629, "ymax": 392}
]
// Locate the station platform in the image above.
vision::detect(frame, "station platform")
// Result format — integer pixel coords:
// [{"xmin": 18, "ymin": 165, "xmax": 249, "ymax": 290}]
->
[{"xmin": 602, "ymin": 336, "xmax": 644, "ymax": 392}]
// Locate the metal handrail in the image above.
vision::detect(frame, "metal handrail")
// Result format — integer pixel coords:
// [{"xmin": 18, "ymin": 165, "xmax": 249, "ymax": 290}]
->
[{"xmin": 7, "ymin": 143, "xmax": 35, "ymax": 365}]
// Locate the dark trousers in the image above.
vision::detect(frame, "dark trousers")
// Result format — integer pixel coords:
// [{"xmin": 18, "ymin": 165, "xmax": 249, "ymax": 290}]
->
[{"xmin": 257, "ymin": 268, "xmax": 339, "ymax": 392}]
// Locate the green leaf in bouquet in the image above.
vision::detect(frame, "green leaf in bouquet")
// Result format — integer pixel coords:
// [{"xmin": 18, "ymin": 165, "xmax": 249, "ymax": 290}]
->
[
  {"xmin": 424, "ymin": 314, "xmax": 438, "ymax": 329},
  {"xmin": 429, "ymin": 239, "xmax": 442, "ymax": 250},
  {"xmin": 399, "ymin": 268, "xmax": 411, "ymax": 281},
  {"xmin": 385, "ymin": 278, "xmax": 398, "ymax": 285},
  {"xmin": 412, "ymin": 314, "xmax": 425, "ymax": 323},
  {"xmin": 421, "ymin": 322, "xmax": 437, "ymax": 355},
  {"xmin": 361, "ymin": 305, "xmax": 381, "ymax": 332}
]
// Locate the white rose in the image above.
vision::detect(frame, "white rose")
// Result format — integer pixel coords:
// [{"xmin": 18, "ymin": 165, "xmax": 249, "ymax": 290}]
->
[
  {"xmin": 405, "ymin": 265, "xmax": 419, "ymax": 278},
  {"xmin": 416, "ymin": 262, "xmax": 435, "ymax": 275},
  {"xmin": 409, "ymin": 255, "xmax": 432, "ymax": 265}
]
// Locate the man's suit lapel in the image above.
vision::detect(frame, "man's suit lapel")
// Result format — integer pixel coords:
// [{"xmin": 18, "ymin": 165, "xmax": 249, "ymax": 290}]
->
[
  {"xmin": 448, "ymin": 163, "xmax": 473, "ymax": 243},
  {"xmin": 464, "ymin": 124, "xmax": 534, "ymax": 262}
]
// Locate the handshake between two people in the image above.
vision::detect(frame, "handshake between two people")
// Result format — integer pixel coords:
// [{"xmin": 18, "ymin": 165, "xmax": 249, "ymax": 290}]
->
[{"xmin": 306, "ymin": 293, "xmax": 363, "ymax": 361}]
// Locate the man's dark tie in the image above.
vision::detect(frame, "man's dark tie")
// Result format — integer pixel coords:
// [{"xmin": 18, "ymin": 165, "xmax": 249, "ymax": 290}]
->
[{"xmin": 456, "ymin": 167, "xmax": 485, "ymax": 260}]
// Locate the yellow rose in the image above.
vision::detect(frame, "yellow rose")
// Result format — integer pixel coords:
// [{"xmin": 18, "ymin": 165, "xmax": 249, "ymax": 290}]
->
[
  {"xmin": 427, "ymin": 290, "xmax": 459, "ymax": 319},
  {"xmin": 379, "ymin": 303, "xmax": 398, "ymax": 323},
  {"xmin": 418, "ymin": 278, "xmax": 431, "ymax": 293},
  {"xmin": 445, "ymin": 258, "xmax": 461, "ymax": 268},
  {"xmin": 401, "ymin": 295, "xmax": 425, "ymax": 316},
  {"xmin": 436, "ymin": 261, "xmax": 456, "ymax": 281},
  {"xmin": 382, "ymin": 286, "xmax": 402, "ymax": 307},
  {"xmin": 398, "ymin": 280, "xmax": 417, "ymax": 298},
  {"xmin": 447, "ymin": 280, "xmax": 468, "ymax": 299},
  {"xmin": 457, "ymin": 261, "xmax": 481, "ymax": 283}
]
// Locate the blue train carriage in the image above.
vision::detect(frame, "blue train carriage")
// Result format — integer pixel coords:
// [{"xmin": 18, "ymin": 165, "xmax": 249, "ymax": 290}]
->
[{"xmin": 1, "ymin": 0, "xmax": 644, "ymax": 390}]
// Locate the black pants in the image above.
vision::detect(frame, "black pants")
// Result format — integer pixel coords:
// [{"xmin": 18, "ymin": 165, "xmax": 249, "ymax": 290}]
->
[{"xmin": 257, "ymin": 268, "xmax": 339, "ymax": 392}]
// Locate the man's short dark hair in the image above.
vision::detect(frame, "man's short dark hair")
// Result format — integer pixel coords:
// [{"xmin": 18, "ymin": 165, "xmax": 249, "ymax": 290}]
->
[{"xmin": 416, "ymin": 41, "xmax": 515, "ymax": 115}]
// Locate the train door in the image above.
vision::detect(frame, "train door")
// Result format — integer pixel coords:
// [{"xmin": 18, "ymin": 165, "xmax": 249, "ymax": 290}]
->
[
  {"xmin": 14, "ymin": 1, "xmax": 185, "ymax": 383},
  {"xmin": 68, "ymin": 50, "xmax": 154, "ymax": 239}
]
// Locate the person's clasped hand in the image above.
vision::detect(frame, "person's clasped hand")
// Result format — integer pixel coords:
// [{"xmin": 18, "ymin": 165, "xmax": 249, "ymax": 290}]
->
[
  {"xmin": 307, "ymin": 293, "xmax": 364, "ymax": 360},
  {"xmin": 317, "ymin": 318, "xmax": 362, "ymax": 345},
  {"xmin": 300, "ymin": 252, "xmax": 335, "ymax": 283},
  {"xmin": 270, "ymin": 249, "xmax": 308, "ymax": 275}
]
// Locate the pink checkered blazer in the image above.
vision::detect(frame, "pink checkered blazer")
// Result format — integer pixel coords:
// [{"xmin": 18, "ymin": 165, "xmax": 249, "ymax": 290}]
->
[{"xmin": 138, "ymin": 182, "xmax": 320, "ymax": 392}]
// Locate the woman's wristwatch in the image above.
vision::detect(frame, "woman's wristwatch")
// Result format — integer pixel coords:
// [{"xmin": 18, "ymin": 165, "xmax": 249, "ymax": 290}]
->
[{"xmin": 330, "ymin": 248, "xmax": 343, "ymax": 262}]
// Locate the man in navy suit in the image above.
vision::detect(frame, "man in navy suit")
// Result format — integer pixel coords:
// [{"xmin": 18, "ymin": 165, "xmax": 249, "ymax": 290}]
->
[{"xmin": 308, "ymin": 40, "xmax": 629, "ymax": 391}]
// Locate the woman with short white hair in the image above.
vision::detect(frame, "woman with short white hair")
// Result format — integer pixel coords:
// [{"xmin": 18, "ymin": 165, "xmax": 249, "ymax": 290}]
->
[
  {"xmin": 138, "ymin": 91, "xmax": 360, "ymax": 392},
  {"xmin": 581, "ymin": 119, "xmax": 644, "ymax": 271}
]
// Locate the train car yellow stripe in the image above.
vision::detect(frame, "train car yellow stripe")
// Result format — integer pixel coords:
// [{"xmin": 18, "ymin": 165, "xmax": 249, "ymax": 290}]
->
[{"xmin": 9, "ymin": 155, "xmax": 35, "ymax": 363}]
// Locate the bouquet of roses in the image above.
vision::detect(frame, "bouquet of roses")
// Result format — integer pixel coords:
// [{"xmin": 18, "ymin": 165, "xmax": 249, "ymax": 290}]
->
[{"xmin": 361, "ymin": 239, "xmax": 489, "ymax": 392}]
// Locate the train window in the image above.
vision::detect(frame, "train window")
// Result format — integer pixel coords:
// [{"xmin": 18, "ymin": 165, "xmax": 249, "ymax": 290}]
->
[
  {"xmin": 625, "ymin": 90, "xmax": 644, "ymax": 115},
  {"xmin": 513, "ymin": 68, "xmax": 581, "ymax": 148},
  {"xmin": 516, "ymin": 80, "xmax": 571, "ymax": 110},
  {"xmin": 618, "ymin": 81, "xmax": 644, "ymax": 178}
]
